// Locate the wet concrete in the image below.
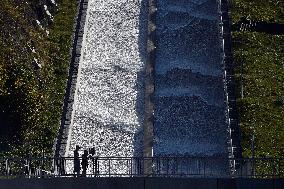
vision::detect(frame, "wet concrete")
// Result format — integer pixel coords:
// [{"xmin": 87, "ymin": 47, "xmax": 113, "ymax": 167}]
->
[{"xmin": 153, "ymin": 0, "xmax": 229, "ymax": 167}]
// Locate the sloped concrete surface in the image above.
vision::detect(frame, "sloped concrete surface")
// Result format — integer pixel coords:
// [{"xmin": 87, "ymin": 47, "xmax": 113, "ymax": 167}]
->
[
  {"xmin": 66, "ymin": 0, "xmax": 148, "ymax": 174},
  {"xmin": 153, "ymin": 0, "xmax": 229, "ymax": 161}
]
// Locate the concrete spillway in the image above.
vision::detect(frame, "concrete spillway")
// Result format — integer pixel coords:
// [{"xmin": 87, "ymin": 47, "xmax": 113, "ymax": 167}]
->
[
  {"xmin": 65, "ymin": 0, "xmax": 148, "ymax": 173},
  {"xmin": 63, "ymin": 0, "xmax": 231, "ymax": 175},
  {"xmin": 153, "ymin": 0, "xmax": 229, "ymax": 157}
]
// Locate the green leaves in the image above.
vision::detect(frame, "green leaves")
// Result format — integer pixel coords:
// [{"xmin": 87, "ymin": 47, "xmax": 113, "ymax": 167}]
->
[
  {"xmin": 231, "ymin": 0, "xmax": 284, "ymax": 24},
  {"xmin": 232, "ymin": 1, "xmax": 284, "ymax": 158},
  {"xmin": 0, "ymin": 0, "xmax": 76, "ymax": 157}
]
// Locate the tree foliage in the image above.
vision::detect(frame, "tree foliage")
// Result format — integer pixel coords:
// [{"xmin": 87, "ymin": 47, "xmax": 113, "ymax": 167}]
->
[
  {"xmin": 0, "ymin": 0, "xmax": 76, "ymax": 157},
  {"xmin": 232, "ymin": 1, "xmax": 284, "ymax": 158}
]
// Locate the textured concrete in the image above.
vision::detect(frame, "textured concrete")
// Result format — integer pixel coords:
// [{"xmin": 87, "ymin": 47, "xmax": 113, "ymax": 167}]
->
[
  {"xmin": 153, "ymin": 0, "xmax": 228, "ymax": 156},
  {"xmin": 54, "ymin": 0, "xmax": 89, "ymax": 157},
  {"xmin": 152, "ymin": 0, "xmax": 230, "ymax": 176},
  {"xmin": 146, "ymin": 178, "xmax": 217, "ymax": 189},
  {"xmin": 55, "ymin": 0, "xmax": 241, "ymax": 177},
  {"xmin": 143, "ymin": 0, "xmax": 155, "ymax": 175},
  {"xmin": 65, "ymin": 0, "xmax": 148, "ymax": 174},
  {"xmin": 236, "ymin": 179, "xmax": 274, "ymax": 189},
  {"xmin": 0, "ymin": 178, "xmax": 144, "ymax": 189},
  {"xmin": 220, "ymin": 0, "xmax": 242, "ymax": 159}
]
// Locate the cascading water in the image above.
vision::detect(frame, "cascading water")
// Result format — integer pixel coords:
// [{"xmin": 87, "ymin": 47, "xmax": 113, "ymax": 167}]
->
[
  {"xmin": 65, "ymin": 0, "xmax": 148, "ymax": 174},
  {"xmin": 153, "ymin": 0, "xmax": 230, "ymax": 175},
  {"xmin": 64, "ymin": 0, "xmax": 231, "ymax": 176}
]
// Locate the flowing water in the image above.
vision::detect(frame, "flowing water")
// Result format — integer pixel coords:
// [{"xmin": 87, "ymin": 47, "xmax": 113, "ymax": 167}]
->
[
  {"xmin": 65, "ymin": 0, "xmax": 230, "ymax": 176},
  {"xmin": 65, "ymin": 0, "xmax": 148, "ymax": 174},
  {"xmin": 153, "ymin": 0, "xmax": 229, "ymax": 174}
]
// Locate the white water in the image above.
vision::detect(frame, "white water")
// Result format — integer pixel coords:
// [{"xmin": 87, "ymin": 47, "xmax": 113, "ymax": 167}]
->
[
  {"xmin": 64, "ymin": 0, "xmax": 230, "ymax": 176},
  {"xmin": 154, "ymin": 0, "xmax": 229, "ymax": 157},
  {"xmin": 65, "ymin": 0, "xmax": 147, "ymax": 174}
]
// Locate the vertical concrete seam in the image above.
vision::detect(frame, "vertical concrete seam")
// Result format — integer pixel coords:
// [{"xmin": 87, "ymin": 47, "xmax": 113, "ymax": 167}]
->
[
  {"xmin": 143, "ymin": 0, "xmax": 156, "ymax": 175},
  {"xmin": 218, "ymin": 0, "xmax": 242, "ymax": 173}
]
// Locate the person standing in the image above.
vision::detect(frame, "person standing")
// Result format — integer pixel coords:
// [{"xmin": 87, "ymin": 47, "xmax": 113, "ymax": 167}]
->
[
  {"xmin": 60, "ymin": 155, "xmax": 66, "ymax": 175},
  {"xmin": 81, "ymin": 150, "xmax": 89, "ymax": 177},
  {"xmin": 88, "ymin": 147, "xmax": 99, "ymax": 177},
  {"xmin": 73, "ymin": 145, "xmax": 80, "ymax": 177}
]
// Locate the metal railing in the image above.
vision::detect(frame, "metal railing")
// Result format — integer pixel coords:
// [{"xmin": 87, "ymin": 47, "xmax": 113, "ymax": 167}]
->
[{"xmin": 0, "ymin": 157, "xmax": 283, "ymax": 178}]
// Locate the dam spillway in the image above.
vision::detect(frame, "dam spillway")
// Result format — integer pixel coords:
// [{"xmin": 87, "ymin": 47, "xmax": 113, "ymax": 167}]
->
[
  {"xmin": 65, "ymin": 0, "xmax": 148, "ymax": 173},
  {"xmin": 62, "ymin": 0, "xmax": 231, "ymax": 175},
  {"xmin": 153, "ymin": 0, "xmax": 228, "ymax": 157}
]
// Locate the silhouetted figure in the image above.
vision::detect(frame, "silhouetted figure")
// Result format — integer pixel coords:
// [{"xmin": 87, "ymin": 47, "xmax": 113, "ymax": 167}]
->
[
  {"xmin": 81, "ymin": 150, "xmax": 88, "ymax": 177},
  {"xmin": 55, "ymin": 155, "xmax": 64, "ymax": 176},
  {"xmin": 73, "ymin": 145, "xmax": 80, "ymax": 177},
  {"xmin": 59, "ymin": 156, "xmax": 66, "ymax": 175},
  {"xmin": 88, "ymin": 147, "xmax": 98, "ymax": 176}
]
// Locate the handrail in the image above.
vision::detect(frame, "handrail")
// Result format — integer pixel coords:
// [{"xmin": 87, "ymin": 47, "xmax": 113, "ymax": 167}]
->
[{"xmin": 0, "ymin": 157, "xmax": 283, "ymax": 178}]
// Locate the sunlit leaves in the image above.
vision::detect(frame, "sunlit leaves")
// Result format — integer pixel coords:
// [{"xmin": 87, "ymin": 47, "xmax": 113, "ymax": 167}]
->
[
  {"xmin": 232, "ymin": 0, "xmax": 284, "ymax": 159},
  {"xmin": 0, "ymin": 0, "xmax": 76, "ymax": 157},
  {"xmin": 231, "ymin": 0, "xmax": 284, "ymax": 24}
]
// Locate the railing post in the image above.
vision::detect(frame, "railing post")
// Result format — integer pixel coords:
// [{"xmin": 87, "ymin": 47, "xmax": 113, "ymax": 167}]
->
[
  {"xmin": 166, "ymin": 157, "xmax": 169, "ymax": 176},
  {"xmin": 108, "ymin": 158, "xmax": 110, "ymax": 177},
  {"xmin": 91, "ymin": 157, "xmax": 94, "ymax": 177},
  {"xmin": 278, "ymin": 158, "xmax": 281, "ymax": 178},
  {"xmin": 97, "ymin": 158, "xmax": 100, "ymax": 177},
  {"xmin": 5, "ymin": 159, "xmax": 9, "ymax": 177},
  {"xmin": 187, "ymin": 158, "xmax": 189, "ymax": 176},
  {"xmin": 130, "ymin": 158, "xmax": 132, "ymax": 176},
  {"xmin": 240, "ymin": 159, "xmax": 243, "ymax": 178},
  {"xmin": 203, "ymin": 159, "xmax": 206, "ymax": 178}
]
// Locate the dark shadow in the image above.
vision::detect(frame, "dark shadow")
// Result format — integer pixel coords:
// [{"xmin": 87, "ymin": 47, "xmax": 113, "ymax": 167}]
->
[
  {"xmin": 232, "ymin": 17, "xmax": 284, "ymax": 35},
  {"xmin": 55, "ymin": 0, "xmax": 86, "ymax": 157},
  {"xmin": 0, "ymin": 95, "xmax": 21, "ymax": 152}
]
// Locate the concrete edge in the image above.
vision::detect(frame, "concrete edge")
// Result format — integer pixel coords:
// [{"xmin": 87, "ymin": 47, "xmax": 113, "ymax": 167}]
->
[
  {"xmin": 143, "ymin": 0, "xmax": 156, "ymax": 174},
  {"xmin": 54, "ymin": 0, "xmax": 90, "ymax": 157},
  {"xmin": 64, "ymin": 0, "xmax": 92, "ymax": 158},
  {"xmin": 218, "ymin": 0, "xmax": 242, "ymax": 162}
]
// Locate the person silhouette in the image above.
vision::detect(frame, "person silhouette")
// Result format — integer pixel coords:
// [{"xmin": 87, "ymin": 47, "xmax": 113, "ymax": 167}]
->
[
  {"xmin": 73, "ymin": 145, "xmax": 80, "ymax": 177},
  {"xmin": 88, "ymin": 147, "xmax": 99, "ymax": 177},
  {"xmin": 81, "ymin": 150, "xmax": 89, "ymax": 177}
]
